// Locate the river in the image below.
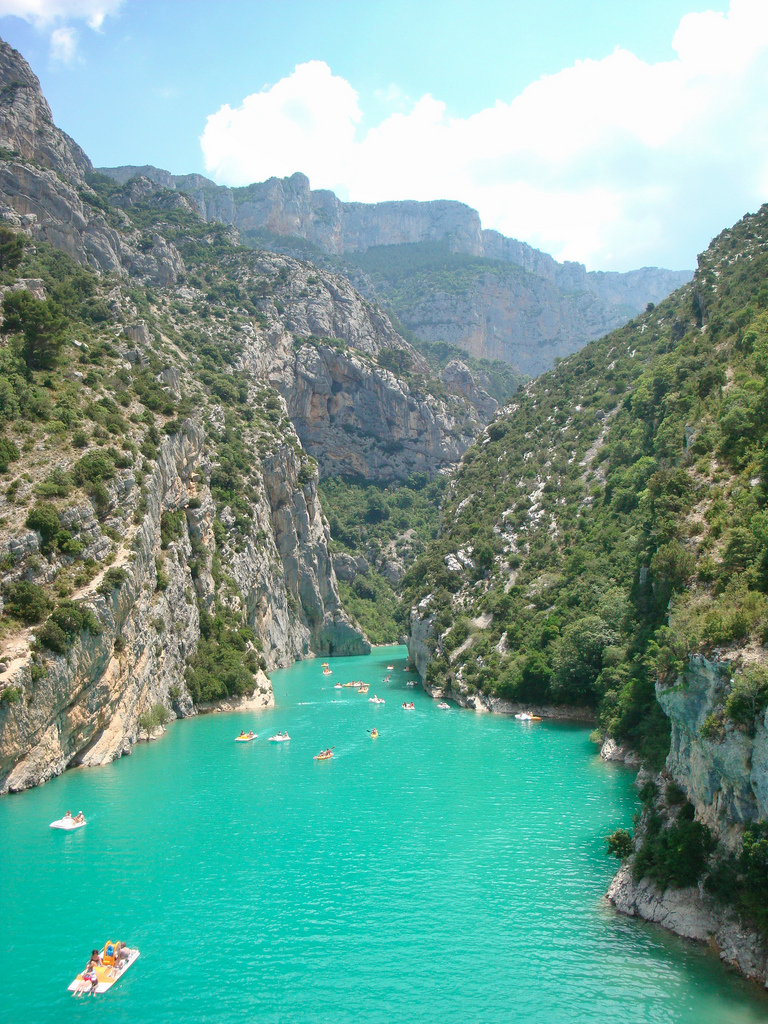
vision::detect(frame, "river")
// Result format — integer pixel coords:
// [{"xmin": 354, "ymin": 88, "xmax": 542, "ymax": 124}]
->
[{"xmin": 1, "ymin": 646, "xmax": 766, "ymax": 1023}]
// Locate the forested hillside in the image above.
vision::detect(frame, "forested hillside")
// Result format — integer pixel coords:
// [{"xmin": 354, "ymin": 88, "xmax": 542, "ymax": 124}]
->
[{"xmin": 406, "ymin": 204, "xmax": 768, "ymax": 767}]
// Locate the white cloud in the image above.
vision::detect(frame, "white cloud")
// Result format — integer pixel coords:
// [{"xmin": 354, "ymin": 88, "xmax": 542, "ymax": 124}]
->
[
  {"xmin": 0, "ymin": 0, "xmax": 122, "ymax": 29},
  {"xmin": 49, "ymin": 25, "xmax": 77, "ymax": 62},
  {"xmin": 200, "ymin": 0, "xmax": 768, "ymax": 272}
]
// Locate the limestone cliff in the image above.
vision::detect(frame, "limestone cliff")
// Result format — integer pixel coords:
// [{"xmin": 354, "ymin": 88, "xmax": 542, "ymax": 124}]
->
[
  {"xmin": 604, "ymin": 655, "xmax": 768, "ymax": 985},
  {"xmin": 97, "ymin": 166, "xmax": 692, "ymax": 374}
]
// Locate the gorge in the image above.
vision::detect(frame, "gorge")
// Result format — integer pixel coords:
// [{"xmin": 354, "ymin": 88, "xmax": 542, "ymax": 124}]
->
[{"xmin": 0, "ymin": 31, "xmax": 766, "ymax": 1014}]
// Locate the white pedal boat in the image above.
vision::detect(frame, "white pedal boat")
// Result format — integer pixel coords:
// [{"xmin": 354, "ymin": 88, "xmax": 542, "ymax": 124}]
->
[
  {"xmin": 369, "ymin": 696, "xmax": 385, "ymax": 704},
  {"xmin": 437, "ymin": 702, "xmax": 450, "ymax": 710},
  {"xmin": 69, "ymin": 946, "xmax": 140, "ymax": 995},
  {"xmin": 268, "ymin": 734, "xmax": 291, "ymax": 742},
  {"xmin": 50, "ymin": 816, "xmax": 86, "ymax": 830}
]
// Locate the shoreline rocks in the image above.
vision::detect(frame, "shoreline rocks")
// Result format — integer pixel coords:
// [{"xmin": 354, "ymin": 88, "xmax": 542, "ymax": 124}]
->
[{"xmin": 606, "ymin": 861, "xmax": 768, "ymax": 988}]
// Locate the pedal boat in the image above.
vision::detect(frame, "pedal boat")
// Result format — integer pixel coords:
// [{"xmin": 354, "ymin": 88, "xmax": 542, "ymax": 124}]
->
[
  {"xmin": 69, "ymin": 944, "xmax": 140, "ymax": 996},
  {"xmin": 369, "ymin": 696, "xmax": 385, "ymax": 704},
  {"xmin": 387, "ymin": 665, "xmax": 394, "ymax": 670},
  {"xmin": 437, "ymin": 702, "xmax": 450, "ymax": 710},
  {"xmin": 235, "ymin": 731, "xmax": 256, "ymax": 742},
  {"xmin": 268, "ymin": 733, "xmax": 291, "ymax": 742},
  {"xmin": 402, "ymin": 702, "xmax": 415, "ymax": 710},
  {"xmin": 50, "ymin": 815, "xmax": 86, "ymax": 830}
]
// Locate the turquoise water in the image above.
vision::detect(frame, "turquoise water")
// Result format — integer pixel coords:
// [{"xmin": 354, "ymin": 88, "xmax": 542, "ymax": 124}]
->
[{"xmin": 2, "ymin": 646, "xmax": 767, "ymax": 1024}]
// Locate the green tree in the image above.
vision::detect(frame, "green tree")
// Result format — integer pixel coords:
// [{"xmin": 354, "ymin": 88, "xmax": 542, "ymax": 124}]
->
[
  {"xmin": 0, "ymin": 227, "xmax": 24, "ymax": 274},
  {"xmin": 1, "ymin": 291, "xmax": 65, "ymax": 371}
]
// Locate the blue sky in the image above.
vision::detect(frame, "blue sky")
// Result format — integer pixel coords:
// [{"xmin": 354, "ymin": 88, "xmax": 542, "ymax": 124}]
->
[{"xmin": 0, "ymin": 1, "xmax": 765, "ymax": 274}]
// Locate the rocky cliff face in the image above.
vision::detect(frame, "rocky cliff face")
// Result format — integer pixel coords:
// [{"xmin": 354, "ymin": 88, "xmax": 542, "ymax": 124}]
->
[
  {"xmin": 603, "ymin": 655, "xmax": 768, "ymax": 985},
  {"xmin": 0, "ymin": 391, "xmax": 367, "ymax": 794},
  {"xmin": 98, "ymin": 165, "xmax": 692, "ymax": 374},
  {"xmin": 657, "ymin": 656, "xmax": 768, "ymax": 844}
]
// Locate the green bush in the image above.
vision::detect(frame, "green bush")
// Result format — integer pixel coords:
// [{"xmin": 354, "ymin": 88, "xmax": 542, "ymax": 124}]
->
[
  {"xmin": 38, "ymin": 599, "xmax": 102, "ymax": 653},
  {"xmin": 0, "ymin": 685, "xmax": 21, "ymax": 705},
  {"xmin": 73, "ymin": 451, "xmax": 116, "ymax": 484},
  {"xmin": 0, "ymin": 436, "xmax": 19, "ymax": 471},
  {"xmin": 97, "ymin": 566, "xmax": 128, "ymax": 597},
  {"xmin": 138, "ymin": 702, "xmax": 170, "ymax": 731},
  {"xmin": 4, "ymin": 581, "xmax": 53, "ymax": 624},
  {"xmin": 25, "ymin": 503, "xmax": 61, "ymax": 547},
  {"xmin": 725, "ymin": 668, "xmax": 768, "ymax": 728},
  {"xmin": 605, "ymin": 828, "xmax": 633, "ymax": 860},
  {"xmin": 633, "ymin": 805, "xmax": 715, "ymax": 889}
]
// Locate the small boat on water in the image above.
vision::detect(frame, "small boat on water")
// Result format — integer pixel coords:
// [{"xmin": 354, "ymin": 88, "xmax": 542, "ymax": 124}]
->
[
  {"xmin": 268, "ymin": 733, "xmax": 291, "ymax": 742},
  {"xmin": 334, "ymin": 683, "xmax": 343, "ymax": 689},
  {"xmin": 343, "ymin": 680, "xmax": 358, "ymax": 687},
  {"xmin": 314, "ymin": 749, "xmax": 334, "ymax": 761},
  {"xmin": 235, "ymin": 731, "xmax": 256, "ymax": 742},
  {"xmin": 357, "ymin": 684, "xmax": 369, "ymax": 694},
  {"xmin": 514, "ymin": 713, "xmax": 542, "ymax": 721},
  {"xmin": 50, "ymin": 813, "xmax": 86, "ymax": 830},
  {"xmin": 370, "ymin": 728, "xmax": 379, "ymax": 738},
  {"xmin": 437, "ymin": 702, "xmax": 450, "ymax": 710},
  {"xmin": 69, "ymin": 943, "xmax": 139, "ymax": 996},
  {"xmin": 387, "ymin": 665, "xmax": 394, "ymax": 670},
  {"xmin": 402, "ymin": 701, "xmax": 415, "ymax": 710},
  {"xmin": 406, "ymin": 680, "xmax": 417, "ymax": 688},
  {"xmin": 369, "ymin": 696, "xmax": 385, "ymax": 704},
  {"xmin": 322, "ymin": 669, "xmax": 332, "ymax": 676}
]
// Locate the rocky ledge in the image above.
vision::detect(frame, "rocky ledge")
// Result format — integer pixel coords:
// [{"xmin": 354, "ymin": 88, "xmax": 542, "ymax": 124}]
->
[{"xmin": 606, "ymin": 861, "xmax": 768, "ymax": 988}]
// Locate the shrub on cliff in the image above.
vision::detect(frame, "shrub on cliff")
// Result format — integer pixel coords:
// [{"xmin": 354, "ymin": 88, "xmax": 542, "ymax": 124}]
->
[
  {"xmin": 4, "ymin": 581, "xmax": 53, "ymax": 624},
  {"xmin": 37, "ymin": 599, "xmax": 102, "ymax": 654},
  {"xmin": 632, "ymin": 803, "xmax": 715, "ymax": 889},
  {"xmin": 724, "ymin": 667, "xmax": 768, "ymax": 730}
]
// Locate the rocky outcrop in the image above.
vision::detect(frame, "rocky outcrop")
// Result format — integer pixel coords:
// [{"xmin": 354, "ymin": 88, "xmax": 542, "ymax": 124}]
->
[
  {"xmin": 657, "ymin": 655, "xmax": 768, "ymax": 843},
  {"xmin": 606, "ymin": 862, "xmax": 767, "ymax": 986},
  {"xmin": 230, "ymin": 251, "xmax": 485, "ymax": 480},
  {"xmin": 0, "ymin": 43, "xmax": 184, "ymax": 282},
  {"xmin": 0, "ymin": 40, "xmax": 91, "ymax": 182},
  {"xmin": 604, "ymin": 655, "xmax": 768, "ymax": 984}
]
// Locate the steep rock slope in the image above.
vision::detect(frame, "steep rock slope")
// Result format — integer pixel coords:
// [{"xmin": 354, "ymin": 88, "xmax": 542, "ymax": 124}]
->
[{"xmin": 99, "ymin": 166, "xmax": 691, "ymax": 374}]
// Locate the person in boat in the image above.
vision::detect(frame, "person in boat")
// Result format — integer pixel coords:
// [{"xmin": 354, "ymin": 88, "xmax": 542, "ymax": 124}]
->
[
  {"xmin": 63, "ymin": 810, "xmax": 73, "ymax": 821},
  {"xmin": 74, "ymin": 811, "xmax": 85, "ymax": 824},
  {"xmin": 82, "ymin": 964, "xmax": 98, "ymax": 995},
  {"xmin": 114, "ymin": 942, "xmax": 131, "ymax": 968}
]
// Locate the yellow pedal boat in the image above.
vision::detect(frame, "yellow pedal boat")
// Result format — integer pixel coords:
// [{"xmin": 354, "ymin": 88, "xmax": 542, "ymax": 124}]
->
[{"xmin": 69, "ymin": 943, "xmax": 139, "ymax": 996}]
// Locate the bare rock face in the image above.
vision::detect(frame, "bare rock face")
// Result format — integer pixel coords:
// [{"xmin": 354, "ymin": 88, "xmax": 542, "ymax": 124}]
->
[
  {"xmin": 0, "ymin": 40, "xmax": 91, "ymax": 182},
  {"xmin": 234, "ymin": 252, "xmax": 485, "ymax": 480},
  {"xmin": 657, "ymin": 655, "xmax": 768, "ymax": 840}
]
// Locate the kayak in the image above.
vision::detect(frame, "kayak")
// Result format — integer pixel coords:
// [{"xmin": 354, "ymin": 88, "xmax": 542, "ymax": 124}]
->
[
  {"xmin": 235, "ymin": 732, "xmax": 256, "ymax": 742},
  {"xmin": 50, "ymin": 817, "xmax": 86, "ymax": 830},
  {"xmin": 268, "ymin": 734, "xmax": 291, "ymax": 742},
  {"xmin": 314, "ymin": 751, "xmax": 333, "ymax": 760},
  {"xmin": 69, "ymin": 946, "xmax": 140, "ymax": 996},
  {"xmin": 370, "ymin": 729, "xmax": 379, "ymax": 738},
  {"xmin": 514, "ymin": 713, "xmax": 542, "ymax": 721}
]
